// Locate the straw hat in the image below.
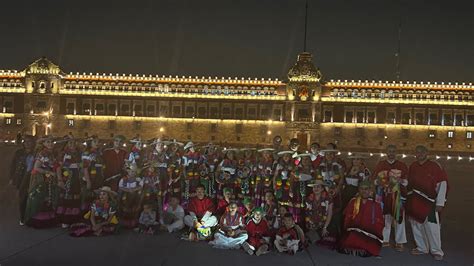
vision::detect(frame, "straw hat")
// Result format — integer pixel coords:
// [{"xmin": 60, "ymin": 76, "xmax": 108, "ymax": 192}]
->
[{"xmin": 94, "ymin": 186, "xmax": 118, "ymax": 197}]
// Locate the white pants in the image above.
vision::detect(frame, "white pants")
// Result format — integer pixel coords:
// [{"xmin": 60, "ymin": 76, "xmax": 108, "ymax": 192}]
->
[
  {"xmin": 184, "ymin": 215, "xmax": 218, "ymax": 228},
  {"xmin": 210, "ymin": 232, "xmax": 248, "ymax": 249},
  {"xmin": 410, "ymin": 214, "xmax": 443, "ymax": 256},
  {"xmin": 274, "ymin": 235, "xmax": 299, "ymax": 253},
  {"xmin": 383, "ymin": 214, "xmax": 407, "ymax": 244},
  {"xmin": 165, "ymin": 219, "xmax": 184, "ymax": 233}
]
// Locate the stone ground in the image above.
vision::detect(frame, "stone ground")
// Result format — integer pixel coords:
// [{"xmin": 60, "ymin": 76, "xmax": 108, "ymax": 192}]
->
[{"xmin": 0, "ymin": 145, "xmax": 472, "ymax": 266}]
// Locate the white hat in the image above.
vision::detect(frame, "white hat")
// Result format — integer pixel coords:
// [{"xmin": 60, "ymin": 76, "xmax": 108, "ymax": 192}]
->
[
  {"xmin": 94, "ymin": 186, "xmax": 118, "ymax": 196},
  {"xmin": 257, "ymin": 148, "xmax": 275, "ymax": 153},
  {"xmin": 320, "ymin": 149, "xmax": 339, "ymax": 154},
  {"xmin": 223, "ymin": 148, "xmax": 238, "ymax": 153},
  {"xmin": 347, "ymin": 152, "xmax": 369, "ymax": 159},
  {"xmin": 184, "ymin": 141, "xmax": 194, "ymax": 150},
  {"xmin": 277, "ymin": 150, "xmax": 294, "ymax": 156}
]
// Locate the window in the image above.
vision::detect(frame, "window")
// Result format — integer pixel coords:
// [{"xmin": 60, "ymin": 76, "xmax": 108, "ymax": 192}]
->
[
  {"xmin": 159, "ymin": 105, "xmax": 169, "ymax": 116},
  {"xmin": 367, "ymin": 111, "xmax": 376, "ymax": 123},
  {"xmin": 387, "ymin": 112, "xmax": 396, "ymax": 124},
  {"xmin": 209, "ymin": 107, "xmax": 219, "ymax": 118},
  {"xmin": 197, "ymin": 107, "xmax": 207, "ymax": 118},
  {"xmin": 334, "ymin": 127, "xmax": 342, "ymax": 137},
  {"xmin": 345, "ymin": 111, "xmax": 353, "ymax": 123},
  {"xmin": 356, "ymin": 111, "xmax": 364, "ymax": 123},
  {"xmin": 172, "ymin": 106, "xmax": 181, "ymax": 117},
  {"xmin": 210, "ymin": 123, "xmax": 218, "ymax": 133},
  {"xmin": 5, "ymin": 118, "xmax": 12, "ymax": 125},
  {"xmin": 134, "ymin": 105, "xmax": 143, "ymax": 116},
  {"xmin": 260, "ymin": 108, "xmax": 269, "ymax": 119},
  {"xmin": 121, "ymin": 104, "xmax": 130, "ymax": 115},
  {"xmin": 108, "ymin": 104, "xmax": 117, "ymax": 115},
  {"xmin": 185, "ymin": 106, "xmax": 194, "ymax": 117},
  {"xmin": 297, "ymin": 108, "xmax": 310, "ymax": 121},
  {"xmin": 4, "ymin": 100, "xmax": 13, "ymax": 113},
  {"xmin": 95, "ymin": 104, "xmax": 105, "ymax": 115},
  {"xmin": 247, "ymin": 107, "xmax": 256, "ymax": 118},
  {"xmin": 401, "ymin": 113, "xmax": 411, "ymax": 124},
  {"xmin": 454, "ymin": 114, "xmax": 464, "ymax": 126},
  {"xmin": 222, "ymin": 107, "xmax": 231, "ymax": 117},
  {"xmin": 236, "ymin": 136, "xmax": 241, "ymax": 142},
  {"xmin": 16, "ymin": 118, "xmax": 22, "ymax": 125},
  {"xmin": 235, "ymin": 108, "xmax": 243, "ymax": 117},
  {"xmin": 235, "ymin": 124, "xmax": 243, "ymax": 134},
  {"xmin": 467, "ymin": 131, "xmax": 473, "ymax": 139},
  {"xmin": 146, "ymin": 105, "xmax": 155, "ymax": 116},
  {"xmin": 443, "ymin": 113, "xmax": 453, "ymax": 126},
  {"xmin": 447, "ymin": 131, "xmax": 454, "ymax": 138},
  {"xmin": 415, "ymin": 113, "xmax": 424, "ymax": 125},
  {"xmin": 68, "ymin": 119, "xmax": 74, "ymax": 127},
  {"xmin": 272, "ymin": 109, "xmax": 282, "ymax": 120},
  {"xmin": 66, "ymin": 102, "xmax": 75, "ymax": 114},
  {"xmin": 429, "ymin": 113, "xmax": 439, "ymax": 125},
  {"xmin": 260, "ymin": 125, "xmax": 268, "ymax": 134},
  {"xmin": 467, "ymin": 114, "xmax": 474, "ymax": 126},
  {"xmin": 324, "ymin": 110, "xmax": 332, "ymax": 122},
  {"xmin": 428, "ymin": 130, "xmax": 436, "ymax": 138},
  {"xmin": 36, "ymin": 101, "xmax": 47, "ymax": 109},
  {"xmin": 83, "ymin": 103, "xmax": 91, "ymax": 115}
]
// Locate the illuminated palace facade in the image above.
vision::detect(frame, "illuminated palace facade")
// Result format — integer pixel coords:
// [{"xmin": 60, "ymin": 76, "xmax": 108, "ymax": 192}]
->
[{"xmin": 0, "ymin": 54, "xmax": 473, "ymax": 153}]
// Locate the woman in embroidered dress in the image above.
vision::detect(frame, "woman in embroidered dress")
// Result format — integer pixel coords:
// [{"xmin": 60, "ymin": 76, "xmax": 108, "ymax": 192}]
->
[
  {"xmin": 81, "ymin": 136, "xmax": 104, "ymax": 212},
  {"xmin": 118, "ymin": 163, "xmax": 144, "ymax": 228},
  {"xmin": 56, "ymin": 136, "xmax": 82, "ymax": 228},
  {"xmin": 24, "ymin": 136, "xmax": 59, "ymax": 228},
  {"xmin": 273, "ymin": 151, "xmax": 295, "ymax": 209},
  {"xmin": 289, "ymin": 154, "xmax": 314, "ymax": 224},
  {"xmin": 341, "ymin": 153, "xmax": 371, "ymax": 210},
  {"xmin": 70, "ymin": 186, "xmax": 118, "ymax": 237},
  {"xmin": 305, "ymin": 179, "xmax": 336, "ymax": 249},
  {"xmin": 253, "ymin": 148, "xmax": 274, "ymax": 207}
]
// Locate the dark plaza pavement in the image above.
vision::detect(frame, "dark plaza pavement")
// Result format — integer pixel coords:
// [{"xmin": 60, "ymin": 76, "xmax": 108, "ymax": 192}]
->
[{"xmin": 0, "ymin": 145, "xmax": 472, "ymax": 266}]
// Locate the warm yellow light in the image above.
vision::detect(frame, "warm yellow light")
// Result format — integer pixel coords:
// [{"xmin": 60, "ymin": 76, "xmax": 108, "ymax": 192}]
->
[
  {"xmin": 159, "ymin": 127, "xmax": 165, "ymax": 132},
  {"xmin": 267, "ymin": 130, "xmax": 272, "ymax": 135},
  {"xmin": 321, "ymin": 97, "xmax": 473, "ymax": 106}
]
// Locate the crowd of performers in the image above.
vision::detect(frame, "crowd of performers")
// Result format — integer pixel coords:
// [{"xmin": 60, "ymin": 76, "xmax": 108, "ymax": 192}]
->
[{"xmin": 9, "ymin": 134, "xmax": 448, "ymax": 261}]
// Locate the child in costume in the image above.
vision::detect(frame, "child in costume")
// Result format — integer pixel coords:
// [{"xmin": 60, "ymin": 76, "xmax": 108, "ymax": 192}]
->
[
  {"xmin": 70, "ymin": 186, "xmax": 118, "ymax": 237},
  {"xmin": 274, "ymin": 213, "xmax": 306, "ymax": 254},
  {"xmin": 209, "ymin": 201, "xmax": 248, "ymax": 249},
  {"xmin": 242, "ymin": 207, "xmax": 271, "ymax": 256},
  {"xmin": 160, "ymin": 195, "xmax": 185, "ymax": 233},
  {"xmin": 138, "ymin": 203, "xmax": 158, "ymax": 234}
]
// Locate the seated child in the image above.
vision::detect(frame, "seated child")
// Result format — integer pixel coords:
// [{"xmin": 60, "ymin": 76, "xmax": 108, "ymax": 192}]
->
[
  {"xmin": 138, "ymin": 203, "xmax": 159, "ymax": 234},
  {"xmin": 273, "ymin": 205, "xmax": 289, "ymax": 230},
  {"xmin": 160, "ymin": 195, "xmax": 185, "ymax": 233},
  {"xmin": 274, "ymin": 213, "xmax": 306, "ymax": 255},
  {"xmin": 242, "ymin": 207, "xmax": 271, "ymax": 256},
  {"xmin": 241, "ymin": 196, "xmax": 255, "ymax": 223},
  {"xmin": 262, "ymin": 190, "xmax": 277, "ymax": 226},
  {"xmin": 209, "ymin": 201, "xmax": 248, "ymax": 249},
  {"xmin": 183, "ymin": 184, "xmax": 217, "ymax": 241}
]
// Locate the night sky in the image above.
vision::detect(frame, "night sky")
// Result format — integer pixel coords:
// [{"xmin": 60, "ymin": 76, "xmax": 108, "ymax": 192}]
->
[{"xmin": 0, "ymin": 0, "xmax": 472, "ymax": 82}]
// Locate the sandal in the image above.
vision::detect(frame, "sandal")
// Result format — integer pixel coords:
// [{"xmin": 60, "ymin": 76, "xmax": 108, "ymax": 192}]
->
[
  {"xmin": 394, "ymin": 244, "xmax": 404, "ymax": 252},
  {"xmin": 410, "ymin": 248, "xmax": 427, "ymax": 255}
]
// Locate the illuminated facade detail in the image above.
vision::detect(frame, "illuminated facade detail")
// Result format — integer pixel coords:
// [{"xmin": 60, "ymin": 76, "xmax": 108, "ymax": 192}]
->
[{"xmin": 0, "ymin": 55, "xmax": 472, "ymax": 152}]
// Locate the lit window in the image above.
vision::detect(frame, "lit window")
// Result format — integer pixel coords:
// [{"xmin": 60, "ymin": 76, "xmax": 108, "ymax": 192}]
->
[
  {"xmin": 467, "ymin": 131, "xmax": 473, "ymax": 139},
  {"xmin": 428, "ymin": 131, "xmax": 436, "ymax": 138},
  {"xmin": 447, "ymin": 131, "xmax": 454, "ymax": 138},
  {"xmin": 447, "ymin": 144, "xmax": 453, "ymax": 149},
  {"xmin": 68, "ymin": 119, "xmax": 74, "ymax": 127},
  {"xmin": 5, "ymin": 118, "xmax": 12, "ymax": 125},
  {"xmin": 16, "ymin": 118, "xmax": 22, "ymax": 125}
]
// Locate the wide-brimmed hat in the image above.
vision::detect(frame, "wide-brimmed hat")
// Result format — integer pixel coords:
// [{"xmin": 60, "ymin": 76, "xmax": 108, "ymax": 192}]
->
[
  {"xmin": 347, "ymin": 152, "xmax": 369, "ymax": 159},
  {"xmin": 148, "ymin": 138, "xmax": 163, "ymax": 146},
  {"xmin": 164, "ymin": 139, "xmax": 184, "ymax": 146},
  {"xmin": 184, "ymin": 141, "xmax": 194, "ymax": 150},
  {"xmin": 94, "ymin": 186, "xmax": 118, "ymax": 197},
  {"xmin": 240, "ymin": 147, "xmax": 256, "ymax": 152},
  {"xmin": 277, "ymin": 150, "xmax": 294, "ymax": 157},
  {"xmin": 307, "ymin": 178, "xmax": 328, "ymax": 187},
  {"xmin": 358, "ymin": 179, "xmax": 374, "ymax": 188},
  {"xmin": 320, "ymin": 149, "xmax": 339, "ymax": 155},
  {"xmin": 223, "ymin": 148, "xmax": 238, "ymax": 153},
  {"xmin": 294, "ymin": 152, "xmax": 312, "ymax": 158},
  {"xmin": 257, "ymin": 148, "xmax": 275, "ymax": 153}
]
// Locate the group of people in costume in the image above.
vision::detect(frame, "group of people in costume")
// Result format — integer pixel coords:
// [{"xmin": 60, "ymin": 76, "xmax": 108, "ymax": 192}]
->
[{"xmin": 9, "ymin": 134, "xmax": 448, "ymax": 260}]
